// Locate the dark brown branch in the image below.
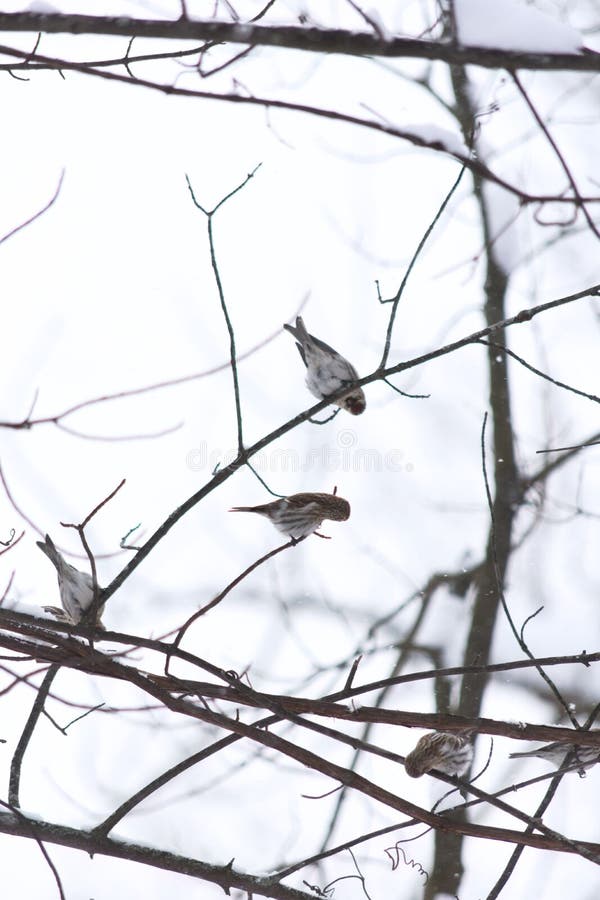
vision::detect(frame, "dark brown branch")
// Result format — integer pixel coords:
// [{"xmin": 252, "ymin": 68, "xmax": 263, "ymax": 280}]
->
[
  {"xmin": 0, "ymin": 810, "xmax": 315, "ymax": 900},
  {"xmin": 9, "ymin": 665, "xmax": 59, "ymax": 808},
  {"xmin": 0, "ymin": 44, "xmax": 599, "ymax": 210},
  {"xmin": 275, "ymin": 760, "xmax": 600, "ymax": 882},
  {"xmin": 9, "ymin": 644, "xmax": 590, "ymax": 861},
  {"xmin": 1, "ymin": 609, "xmax": 599, "ymax": 745},
  {"xmin": 75, "ymin": 675, "xmax": 600, "ymax": 860},
  {"xmin": 2, "ymin": 624, "xmax": 600, "ymax": 752},
  {"xmin": 0, "ymin": 15, "xmax": 597, "ymax": 72},
  {"xmin": 1, "ymin": 614, "xmax": 600, "ymax": 848},
  {"xmin": 0, "ymin": 43, "xmax": 207, "ymax": 71}
]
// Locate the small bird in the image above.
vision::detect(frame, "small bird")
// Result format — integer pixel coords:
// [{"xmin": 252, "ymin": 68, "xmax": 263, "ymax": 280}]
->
[
  {"xmin": 405, "ymin": 730, "xmax": 474, "ymax": 779},
  {"xmin": 37, "ymin": 534, "xmax": 104, "ymax": 627},
  {"xmin": 283, "ymin": 316, "xmax": 366, "ymax": 415},
  {"xmin": 509, "ymin": 741, "xmax": 600, "ymax": 775},
  {"xmin": 230, "ymin": 492, "xmax": 350, "ymax": 541}
]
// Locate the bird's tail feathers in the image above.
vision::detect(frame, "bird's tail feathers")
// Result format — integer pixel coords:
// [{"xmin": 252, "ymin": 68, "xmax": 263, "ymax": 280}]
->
[
  {"xmin": 283, "ymin": 315, "xmax": 309, "ymax": 343},
  {"xmin": 36, "ymin": 534, "xmax": 63, "ymax": 568},
  {"xmin": 230, "ymin": 505, "xmax": 275, "ymax": 516}
]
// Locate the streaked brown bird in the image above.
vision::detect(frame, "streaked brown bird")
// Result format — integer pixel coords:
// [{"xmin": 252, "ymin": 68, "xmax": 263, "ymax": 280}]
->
[
  {"xmin": 510, "ymin": 741, "xmax": 600, "ymax": 775},
  {"xmin": 230, "ymin": 492, "xmax": 350, "ymax": 541},
  {"xmin": 37, "ymin": 534, "xmax": 105, "ymax": 628},
  {"xmin": 405, "ymin": 730, "xmax": 474, "ymax": 779},
  {"xmin": 283, "ymin": 316, "xmax": 366, "ymax": 415}
]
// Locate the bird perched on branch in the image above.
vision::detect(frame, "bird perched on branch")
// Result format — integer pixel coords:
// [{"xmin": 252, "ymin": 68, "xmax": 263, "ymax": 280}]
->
[
  {"xmin": 230, "ymin": 492, "xmax": 350, "ymax": 541},
  {"xmin": 509, "ymin": 741, "xmax": 600, "ymax": 776},
  {"xmin": 405, "ymin": 730, "xmax": 474, "ymax": 778},
  {"xmin": 283, "ymin": 316, "xmax": 366, "ymax": 415},
  {"xmin": 37, "ymin": 534, "xmax": 104, "ymax": 628}
]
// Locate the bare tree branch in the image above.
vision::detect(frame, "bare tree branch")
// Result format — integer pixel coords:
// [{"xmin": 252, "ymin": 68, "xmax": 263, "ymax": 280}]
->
[
  {"xmin": 0, "ymin": 15, "xmax": 597, "ymax": 73},
  {"xmin": 9, "ymin": 665, "xmax": 59, "ymax": 808},
  {"xmin": 0, "ymin": 43, "xmax": 599, "ymax": 209},
  {"xmin": 94, "ymin": 279, "xmax": 600, "ymax": 610},
  {"xmin": 0, "ymin": 810, "xmax": 316, "ymax": 900}
]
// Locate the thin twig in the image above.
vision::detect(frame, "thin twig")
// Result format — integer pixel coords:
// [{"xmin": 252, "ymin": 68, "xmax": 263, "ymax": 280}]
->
[
  {"xmin": 0, "ymin": 170, "xmax": 64, "ymax": 246},
  {"xmin": 60, "ymin": 479, "xmax": 126, "ymax": 625},
  {"xmin": 0, "ymin": 530, "xmax": 24, "ymax": 557},
  {"xmin": 479, "ymin": 339, "xmax": 600, "ymax": 405},
  {"xmin": 9, "ymin": 665, "xmax": 59, "ymax": 808},
  {"xmin": 185, "ymin": 166, "xmax": 261, "ymax": 454},
  {"xmin": 0, "ymin": 528, "xmax": 15, "ymax": 547},
  {"xmin": 380, "ymin": 165, "xmax": 466, "ymax": 367},
  {"xmin": 344, "ymin": 656, "xmax": 362, "ymax": 691},
  {"xmin": 63, "ymin": 702, "xmax": 105, "ymax": 731},
  {"xmin": 166, "ymin": 535, "xmax": 304, "ymax": 672},
  {"xmin": 536, "ymin": 439, "xmax": 600, "ymax": 454},
  {"xmin": 345, "ymin": 0, "xmax": 385, "ymax": 38},
  {"xmin": 0, "ymin": 798, "xmax": 65, "ymax": 900},
  {"xmin": 245, "ymin": 460, "xmax": 286, "ymax": 498},
  {"xmin": 511, "ymin": 72, "xmax": 600, "ymax": 240},
  {"xmin": 120, "ymin": 523, "xmax": 142, "ymax": 550}
]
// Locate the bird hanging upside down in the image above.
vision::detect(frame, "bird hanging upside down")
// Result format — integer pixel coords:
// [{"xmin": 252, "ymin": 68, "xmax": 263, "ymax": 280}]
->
[
  {"xmin": 404, "ymin": 730, "xmax": 475, "ymax": 778},
  {"xmin": 283, "ymin": 316, "xmax": 366, "ymax": 415},
  {"xmin": 37, "ymin": 534, "xmax": 105, "ymax": 628}
]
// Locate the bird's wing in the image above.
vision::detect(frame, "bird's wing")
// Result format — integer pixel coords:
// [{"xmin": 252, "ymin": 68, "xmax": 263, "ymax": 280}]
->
[
  {"xmin": 307, "ymin": 333, "xmax": 341, "ymax": 357},
  {"xmin": 294, "ymin": 342, "xmax": 307, "ymax": 367}
]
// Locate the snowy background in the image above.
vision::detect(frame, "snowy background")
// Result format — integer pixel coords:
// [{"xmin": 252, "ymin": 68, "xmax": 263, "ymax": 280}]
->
[{"xmin": 1, "ymin": 1, "xmax": 599, "ymax": 897}]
